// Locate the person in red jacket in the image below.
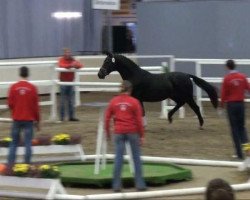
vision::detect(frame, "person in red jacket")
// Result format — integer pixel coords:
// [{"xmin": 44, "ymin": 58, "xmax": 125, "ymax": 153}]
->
[
  {"xmin": 7, "ymin": 66, "xmax": 40, "ymax": 166},
  {"xmin": 58, "ymin": 48, "xmax": 83, "ymax": 121},
  {"xmin": 221, "ymin": 59, "xmax": 250, "ymax": 159},
  {"xmin": 105, "ymin": 80, "xmax": 147, "ymax": 192}
]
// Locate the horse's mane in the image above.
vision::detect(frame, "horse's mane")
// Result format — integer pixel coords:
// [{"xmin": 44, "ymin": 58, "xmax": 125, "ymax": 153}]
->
[{"xmin": 114, "ymin": 54, "xmax": 142, "ymax": 72}]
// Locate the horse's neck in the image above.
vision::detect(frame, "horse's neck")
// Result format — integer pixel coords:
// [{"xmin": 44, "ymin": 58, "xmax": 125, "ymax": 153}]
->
[{"xmin": 116, "ymin": 60, "xmax": 141, "ymax": 81}]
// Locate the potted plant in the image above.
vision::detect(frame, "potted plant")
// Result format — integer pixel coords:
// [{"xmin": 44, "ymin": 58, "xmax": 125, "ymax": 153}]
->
[
  {"xmin": 0, "ymin": 137, "xmax": 12, "ymax": 147},
  {"xmin": 12, "ymin": 164, "xmax": 30, "ymax": 177},
  {"xmin": 51, "ymin": 133, "xmax": 70, "ymax": 145},
  {"xmin": 38, "ymin": 164, "xmax": 60, "ymax": 178},
  {"xmin": 243, "ymin": 143, "xmax": 250, "ymax": 157}
]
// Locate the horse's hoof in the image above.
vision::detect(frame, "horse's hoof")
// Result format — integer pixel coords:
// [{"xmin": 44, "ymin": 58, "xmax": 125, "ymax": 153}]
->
[
  {"xmin": 199, "ymin": 126, "xmax": 204, "ymax": 130},
  {"xmin": 168, "ymin": 118, "xmax": 172, "ymax": 124}
]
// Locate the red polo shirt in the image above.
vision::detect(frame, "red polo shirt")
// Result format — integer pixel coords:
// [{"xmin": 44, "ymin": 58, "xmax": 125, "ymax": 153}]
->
[
  {"xmin": 58, "ymin": 57, "xmax": 83, "ymax": 82},
  {"xmin": 105, "ymin": 93, "xmax": 144, "ymax": 138},
  {"xmin": 8, "ymin": 80, "xmax": 40, "ymax": 121},
  {"xmin": 221, "ymin": 70, "xmax": 250, "ymax": 107}
]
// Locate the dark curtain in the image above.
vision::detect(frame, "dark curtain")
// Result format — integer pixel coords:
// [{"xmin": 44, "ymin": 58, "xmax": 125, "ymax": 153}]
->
[
  {"xmin": 0, "ymin": 0, "xmax": 103, "ymax": 58},
  {"xmin": 83, "ymin": 0, "xmax": 103, "ymax": 53}
]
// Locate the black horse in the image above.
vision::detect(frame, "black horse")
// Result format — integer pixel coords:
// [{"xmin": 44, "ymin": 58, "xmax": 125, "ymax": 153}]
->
[{"xmin": 98, "ymin": 52, "xmax": 218, "ymax": 128}]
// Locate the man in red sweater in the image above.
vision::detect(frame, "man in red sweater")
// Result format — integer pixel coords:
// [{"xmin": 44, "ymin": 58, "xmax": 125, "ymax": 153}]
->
[
  {"xmin": 105, "ymin": 80, "xmax": 146, "ymax": 192},
  {"xmin": 58, "ymin": 48, "xmax": 83, "ymax": 121},
  {"xmin": 7, "ymin": 66, "xmax": 40, "ymax": 166},
  {"xmin": 221, "ymin": 60, "xmax": 250, "ymax": 159}
]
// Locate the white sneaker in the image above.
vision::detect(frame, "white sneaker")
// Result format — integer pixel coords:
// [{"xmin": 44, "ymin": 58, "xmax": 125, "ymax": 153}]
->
[
  {"xmin": 238, "ymin": 163, "xmax": 246, "ymax": 171},
  {"xmin": 143, "ymin": 117, "xmax": 147, "ymax": 127}
]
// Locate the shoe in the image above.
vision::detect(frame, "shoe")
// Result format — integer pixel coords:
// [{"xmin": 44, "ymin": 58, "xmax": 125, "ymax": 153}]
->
[
  {"xmin": 113, "ymin": 189, "xmax": 121, "ymax": 193},
  {"xmin": 238, "ymin": 163, "xmax": 247, "ymax": 171},
  {"xmin": 69, "ymin": 118, "xmax": 79, "ymax": 122},
  {"xmin": 137, "ymin": 187, "xmax": 147, "ymax": 192},
  {"xmin": 231, "ymin": 155, "xmax": 243, "ymax": 160}
]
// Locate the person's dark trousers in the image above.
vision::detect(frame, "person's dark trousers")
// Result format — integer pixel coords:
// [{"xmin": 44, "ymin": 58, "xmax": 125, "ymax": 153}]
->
[
  {"xmin": 8, "ymin": 121, "xmax": 34, "ymax": 166},
  {"xmin": 60, "ymin": 85, "xmax": 75, "ymax": 121},
  {"xmin": 227, "ymin": 102, "xmax": 249, "ymax": 159},
  {"xmin": 112, "ymin": 133, "xmax": 146, "ymax": 191}
]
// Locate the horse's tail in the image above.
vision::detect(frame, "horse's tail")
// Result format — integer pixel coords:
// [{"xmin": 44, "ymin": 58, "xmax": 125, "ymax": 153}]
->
[{"xmin": 189, "ymin": 75, "xmax": 218, "ymax": 108}]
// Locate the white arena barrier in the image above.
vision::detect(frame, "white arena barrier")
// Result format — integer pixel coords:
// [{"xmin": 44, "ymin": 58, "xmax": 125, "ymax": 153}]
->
[
  {"xmin": 0, "ymin": 154, "xmax": 247, "ymax": 200},
  {"xmin": 53, "ymin": 154, "xmax": 249, "ymax": 200},
  {"xmin": 0, "ymin": 144, "xmax": 85, "ymax": 163},
  {"xmin": 54, "ymin": 182, "xmax": 250, "ymax": 200},
  {"xmin": 0, "ymin": 175, "xmax": 66, "ymax": 200}
]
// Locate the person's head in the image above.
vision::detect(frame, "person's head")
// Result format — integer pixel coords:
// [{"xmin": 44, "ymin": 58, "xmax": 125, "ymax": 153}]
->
[
  {"xmin": 63, "ymin": 48, "xmax": 72, "ymax": 60},
  {"xmin": 206, "ymin": 178, "xmax": 235, "ymax": 200},
  {"xmin": 19, "ymin": 66, "xmax": 29, "ymax": 78},
  {"xmin": 120, "ymin": 80, "xmax": 133, "ymax": 94},
  {"xmin": 225, "ymin": 59, "xmax": 236, "ymax": 70}
]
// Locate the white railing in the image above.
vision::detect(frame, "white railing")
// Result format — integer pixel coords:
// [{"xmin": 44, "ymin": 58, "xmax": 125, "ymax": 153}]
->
[
  {"xmin": 0, "ymin": 55, "xmax": 175, "ymax": 121},
  {"xmin": 55, "ymin": 65, "xmax": 176, "ymax": 119},
  {"xmin": 174, "ymin": 58, "xmax": 250, "ymax": 114},
  {"xmin": 72, "ymin": 66, "xmax": 163, "ymax": 105},
  {"xmin": 0, "ymin": 80, "xmax": 54, "ymax": 109},
  {"xmin": 55, "ymin": 54, "xmax": 177, "ymax": 119},
  {"xmin": 1, "ymin": 55, "xmax": 250, "ymax": 121},
  {"xmin": 0, "ymin": 61, "xmax": 57, "ymax": 121}
]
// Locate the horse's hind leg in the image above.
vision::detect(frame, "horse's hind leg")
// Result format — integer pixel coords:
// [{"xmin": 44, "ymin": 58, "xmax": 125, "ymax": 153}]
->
[
  {"xmin": 139, "ymin": 101, "xmax": 147, "ymax": 126},
  {"xmin": 168, "ymin": 101, "xmax": 185, "ymax": 124},
  {"xmin": 186, "ymin": 98, "xmax": 204, "ymax": 129}
]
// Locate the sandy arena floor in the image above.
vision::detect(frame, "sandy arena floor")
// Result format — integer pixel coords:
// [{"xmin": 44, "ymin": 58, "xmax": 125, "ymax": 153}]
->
[{"xmin": 0, "ymin": 92, "xmax": 250, "ymax": 199}]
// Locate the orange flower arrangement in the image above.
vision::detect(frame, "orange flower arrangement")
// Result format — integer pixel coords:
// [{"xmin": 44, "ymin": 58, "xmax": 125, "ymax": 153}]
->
[{"xmin": 0, "ymin": 164, "xmax": 7, "ymax": 175}]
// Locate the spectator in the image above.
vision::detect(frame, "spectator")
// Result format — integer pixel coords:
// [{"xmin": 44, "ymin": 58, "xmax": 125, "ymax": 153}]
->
[
  {"xmin": 7, "ymin": 66, "xmax": 40, "ymax": 166},
  {"xmin": 58, "ymin": 48, "xmax": 83, "ymax": 121},
  {"xmin": 105, "ymin": 80, "xmax": 147, "ymax": 192},
  {"xmin": 206, "ymin": 178, "xmax": 235, "ymax": 200},
  {"xmin": 220, "ymin": 59, "xmax": 250, "ymax": 159}
]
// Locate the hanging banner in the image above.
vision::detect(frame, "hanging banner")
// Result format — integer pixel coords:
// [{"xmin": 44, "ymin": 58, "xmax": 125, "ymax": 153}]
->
[{"xmin": 92, "ymin": 0, "xmax": 120, "ymax": 10}]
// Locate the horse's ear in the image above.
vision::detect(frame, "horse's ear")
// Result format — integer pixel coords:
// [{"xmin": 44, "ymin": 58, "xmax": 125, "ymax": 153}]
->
[{"xmin": 103, "ymin": 51, "xmax": 114, "ymax": 58}]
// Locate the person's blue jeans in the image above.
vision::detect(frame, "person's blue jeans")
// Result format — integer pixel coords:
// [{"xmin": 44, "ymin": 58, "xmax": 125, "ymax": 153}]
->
[
  {"xmin": 60, "ymin": 85, "xmax": 75, "ymax": 120},
  {"xmin": 227, "ymin": 102, "xmax": 249, "ymax": 159},
  {"xmin": 112, "ymin": 133, "xmax": 146, "ymax": 190},
  {"xmin": 8, "ymin": 121, "xmax": 34, "ymax": 165}
]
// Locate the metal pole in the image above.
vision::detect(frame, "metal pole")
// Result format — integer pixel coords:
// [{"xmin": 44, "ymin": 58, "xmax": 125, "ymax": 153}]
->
[{"xmin": 195, "ymin": 62, "xmax": 203, "ymax": 115}]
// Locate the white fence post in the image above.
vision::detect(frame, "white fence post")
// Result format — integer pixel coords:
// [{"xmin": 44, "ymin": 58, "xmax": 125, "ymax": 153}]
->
[
  {"xmin": 169, "ymin": 55, "xmax": 175, "ymax": 72},
  {"xmin": 160, "ymin": 60, "xmax": 185, "ymax": 119},
  {"xmin": 160, "ymin": 62, "xmax": 168, "ymax": 119},
  {"xmin": 75, "ymin": 72, "xmax": 81, "ymax": 107},
  {"xmin": 50, "ymin": 64, "xmax": 57, "ymax": 120},
  {"xmin": 195, "ymin": 61, "xmax": 203, "ymax": 115}
]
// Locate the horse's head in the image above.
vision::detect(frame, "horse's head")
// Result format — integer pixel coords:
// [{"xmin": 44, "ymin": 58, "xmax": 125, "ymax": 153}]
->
[{"xmin": 98, "ymin": 52, "xmax": 117, "ymax": 79}]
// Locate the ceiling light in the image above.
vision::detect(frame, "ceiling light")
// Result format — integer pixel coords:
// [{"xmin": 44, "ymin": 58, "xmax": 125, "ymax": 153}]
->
[{"xmin": 52, "ymin": 12, "xmax": 82, "ymax": 19}]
